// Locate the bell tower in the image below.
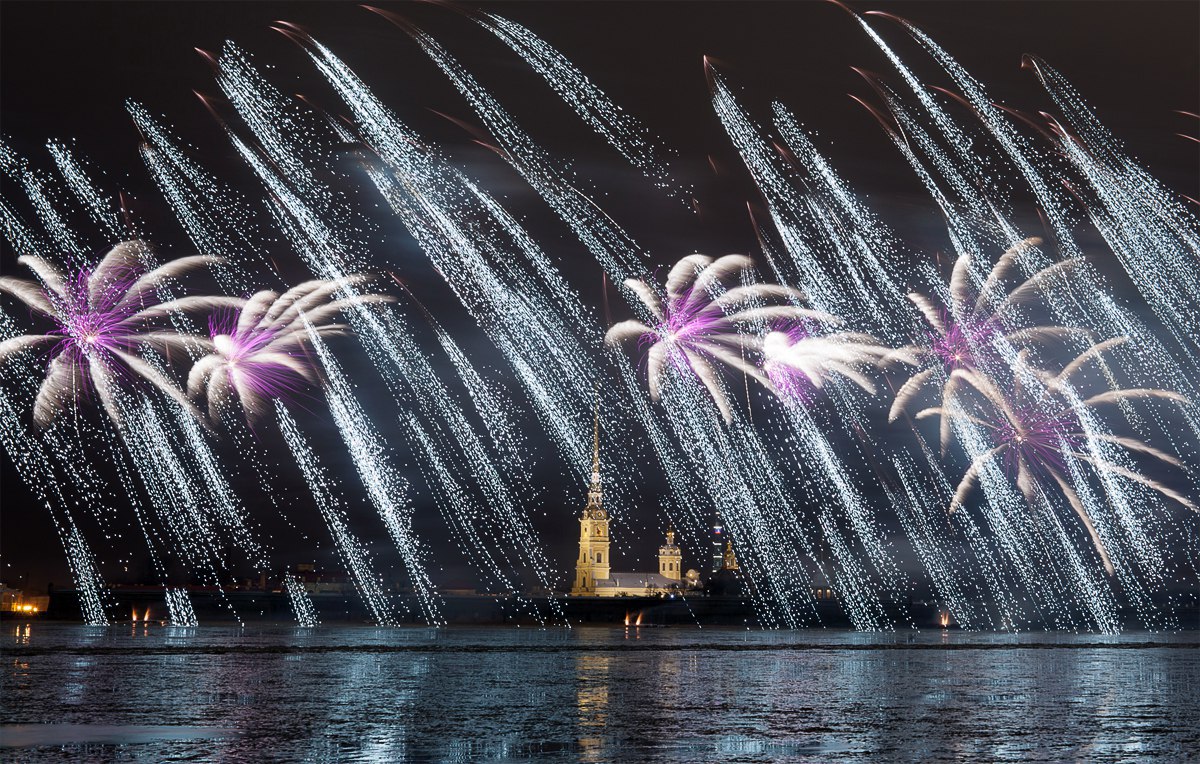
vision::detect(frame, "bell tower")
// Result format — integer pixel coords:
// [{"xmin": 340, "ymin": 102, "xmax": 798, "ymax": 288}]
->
[
  {"xmin": 721, "ymin": 539, "xmax": 740, "ymax": 571},
  {"xmin": 571, "ymin": 404, "xmax": 610, "ymax": 594},
  {"xmin": 658, "ymin": 525, "xmax": 682, "ymax": 581}
]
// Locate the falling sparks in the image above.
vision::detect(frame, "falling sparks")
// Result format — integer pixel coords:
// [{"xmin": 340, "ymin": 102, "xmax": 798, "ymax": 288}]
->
[
  {"xmin": 165, "ymin": 587, "xmax": 198, "ymax": 627},
  {"xmin": 284, "ymin": 573, "xmax": 319, "ymax": 628},
  {"xmin": 0, "ymin": 7, "xmax": 1196, "ymax": 634}
]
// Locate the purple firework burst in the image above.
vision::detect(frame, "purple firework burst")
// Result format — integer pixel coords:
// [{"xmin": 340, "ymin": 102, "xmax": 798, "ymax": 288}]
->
[
  {"xmin": 606, "ymin": 254, "xmax": 832, "ymax": 422},
  {"xmin": 889, "ymin": 238, "xmax": 1089, "ymax": 452},
  {"xmin": 0, "ymin": 241, "xmax": 237, "ymax": 426},
  {"xmin": 188, "ymin": 277, "xmax": 390, "ymax": 423},
  {"xmin": 923, "ymin": 340, "xmax": 1193, "ymax": 576}
]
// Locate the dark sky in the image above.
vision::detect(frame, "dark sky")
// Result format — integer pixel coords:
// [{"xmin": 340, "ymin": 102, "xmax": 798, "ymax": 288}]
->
[{"xmin": 2, "ymin": 2, "xmax": 1197, "ymax": 590}]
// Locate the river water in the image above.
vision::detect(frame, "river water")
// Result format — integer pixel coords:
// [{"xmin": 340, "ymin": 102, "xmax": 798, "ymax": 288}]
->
[{"xmin": 2, "ymin": 623, "xmax": 1197, "ymax": 762}]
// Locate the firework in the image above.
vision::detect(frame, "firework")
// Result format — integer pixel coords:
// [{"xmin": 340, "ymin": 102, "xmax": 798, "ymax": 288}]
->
[
  {"xmin": 762, "ymin": 327, "xmax": 897, "ymax": 406},
  {"xmin": 0, "ymin": 241, "xmax": 238, "ymax": 426},
  {"xmin": 188, "ymin": 276, "xmax": 390, "ymax": 422},
  {"xmin": 606, "ymin": 254, "xmax": 833, "ymax": 422},
  {"xmin": 889, "ymin": 239, "xmax": 1090, "ymax": 447},
  {"xmin": 922, "ymin": 338, "xmax": 1193, "ymax": 574}
]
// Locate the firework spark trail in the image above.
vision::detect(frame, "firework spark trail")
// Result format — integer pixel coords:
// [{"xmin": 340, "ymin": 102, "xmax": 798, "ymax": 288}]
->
[
  {"xmin": 885, "ymin": 452, "xmax": 986, "ymax": 629},
  {"xmin": 780, "ymin": 403, "xmax": 898, "ymax": 585},
  {"xmin": 118, "ymin": 394, "xmax": 237, "ymax": 581},
  {"xmin": 1076, "ymin": 300, "xmax": 1200, "ymax": 467},
  {"xmin": 463, "ymin": 179, "xmax": 596, "ymax": 332},
  {"xmin": 105, "ymin": 336, "xmax": 273, "ymax": 611},
  {"xmin": 816, "ymin": 510, "xmax": 889, "ymax": 631},
  {"xmin": 947, "ymin": 396, "xmax": 1064, "ymax": 627},
  {"xmin": 364, "ymin": 312, "xmax": 563, "ymax": 615},
  {"xmin": 651, "ymin": 365, "xmax": 870, "ymax": 629},
  {"xmin": 1057, "ymin": 379, "xmax": 1177, "ymax": 625},
  {"xmin": 128, "ymin": 103, "xmax": 264, "ymax": 292},
  {"xmin": 907, "ymin": 426, "xmax": 1022, "ymax": 626},
  {"xmin": 383, "ymin": 330, "xmax": 564, "ymax": 618},
  {"xmin": 130, "ymin": 345, "xmax": 268, "ymax": 578},
  {"xmin": 947, "ymin": 402, "xmax": 1120, "ymax": 631},
  {"xmin": 396, "ymin": 175, "xmax": 596, "ymax": 472},
  {"xmin": 171, "ymin": 403, "xmax": 266, "ymax": 565},
  {"xmin": 432, "ymin": 326, "xmax": 530, "ymax": 477},
  {"xmin": 220, "ymin": 57, "xmax": 568, "ymax": 606},
  {"xmin": 770, "ymin": 105, "xmax": 914, "ymax": 338},
  {"xmin": 398, "ymin": 411, "xmax": 552, "ymax": 623},
  {"xmin": 46, "ymin": 143, "xmax": 125, "ymax": 242},
  {"xmin": 165, "ymin": 587, "xmax": 199, "ymax": 627},
  {"xmin": 303, "ymin": 319, "xmax": 443, "ymax": 626},
  {"xmin": 398, "ymin": 411, "xmax": 515, "ymax": 578},
  {"xmin": 0, "ymin": 313, "xmax": 113, "ymax": 624},
  {"xmin": 1024, "ymin": 57, "xmax": 1200, "ymax": 352},
  {"xmin": 1058, "ymin": 442, "xmax": 1165, "ymax": 629},
  {"xmin": 275, "ymin": 401, "xmax": 396, "ymax": 625},
  {"xmin": 612, "ymin": 353, "xmax": 715, "ymax": 540},
  {"xmin": 475, "ymin": 12, "xmax": 687, "ymax": 200},
  {"xmin": 0, "ymin": 142, "xmax": 88, "ymax": 266},
  {"xmin": 284, "ymin": 573, "xmax": 320, "ymax": 627},
  {"xmin": 216, "ymin": 46, "xmax": 346, "ymax": 227},
  {"xmin": 860, "ymin": 91, "xmax": 1000, "ymax": 255},
  {"xmin": 1056, "ymin": 142, "xmax": 1199, "ymax": 352},
  {"xmin": 707, "ymin": 73, "xmax": 844, "ymax": 312},
  {"xmin": 395, "ymin": 28, "xmax": 646, "ymax": 281},
  {"xmin": 1033, "ymin": 481, "xmax": 1121, "ymax": 633},
  {"xmin": 732, "ymin": 419, "xmax": 893, "ymax": 629},
  {"xmin": 238, "ymin": 110, "xmax": 565, "ymax": 602},
  {"xmin": 314, "ymin": 50, "xmax": 606, "ymax": 447},
  {"xmin": 852, "ymin": 15, "xmax": 1034, "ymax": 253},
  {"xmin": 305, "ymin": 43, "xmax": 638, "ymax": 492},
  {"xmin": 0, "ymin": 197, "xmax": 48, "ymax": 260},
  {"xmin": 61, "ymin": 518, "xmax": 110, "ymax": 625}
]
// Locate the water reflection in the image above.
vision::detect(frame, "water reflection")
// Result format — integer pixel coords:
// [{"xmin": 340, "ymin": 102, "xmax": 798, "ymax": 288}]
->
[
  {"xmin": 575, "ymin": 653, "xmax": 610, "ymax": 762},
  {"xmin": 2, "ymin": 625, "xmax": 1197, "ymax": 762}
]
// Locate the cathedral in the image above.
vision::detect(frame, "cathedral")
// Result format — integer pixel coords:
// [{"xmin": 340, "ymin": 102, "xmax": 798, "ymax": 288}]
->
[{"xmin": 569, "ymin": 410, "xmax": 700, "ymax": 598}]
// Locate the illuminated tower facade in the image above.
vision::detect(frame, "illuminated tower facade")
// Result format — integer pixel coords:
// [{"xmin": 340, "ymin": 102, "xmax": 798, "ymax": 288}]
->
[
  {"xmin": 721, "ymin": 539, "xmax": 740, "ymax": 571},
  {"xmin": 658, "ymin": 526, "xmax": 682, "ymax": 581},
  {"xmin": 571, "ymin": 407, "xmax": 611, "ymax": 595}
]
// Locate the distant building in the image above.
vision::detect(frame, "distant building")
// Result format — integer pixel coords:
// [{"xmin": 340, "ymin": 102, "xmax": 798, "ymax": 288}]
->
[
  {"xmin": 0, "ymin": 585, "xmax": 48, "ymax": 615},
  {"xmin": 290, "ymin": 563, "xmax": 353, "ymax": 594},
  {"xmin": 569, "ymin": 407, "xmax": 698, "ymax": 598},
  {"xmin": 705, "ymin": 539, "xmax": 750, "ymax": 597},
  {"xmin": 710, "ymin": 514, "xmax": 725, "ymax": 574}
]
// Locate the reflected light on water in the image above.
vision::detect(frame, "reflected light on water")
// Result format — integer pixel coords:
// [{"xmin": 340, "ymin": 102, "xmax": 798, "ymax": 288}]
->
[
  {"xmin": 576, "ymin": 652, "xmax": 611, "ymax": 763},
  {"xmin": 1, "ymin": 625, "xmax": 1197, "ymax": 761}
]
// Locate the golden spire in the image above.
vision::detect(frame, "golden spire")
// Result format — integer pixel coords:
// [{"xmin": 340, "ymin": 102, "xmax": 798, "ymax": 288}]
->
[
  {"xmin": 586, "ymin": 391, "xmax": 603, "ymax": 513},
  {"xmin": 592, "ymin": 395, "xmax": 600, "ymax": 480}
]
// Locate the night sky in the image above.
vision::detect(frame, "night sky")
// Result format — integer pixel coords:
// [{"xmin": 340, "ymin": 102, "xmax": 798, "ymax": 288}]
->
[{"xmin": 2, "ymin": 1, "xmax": 1197, "ymax": 591}]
